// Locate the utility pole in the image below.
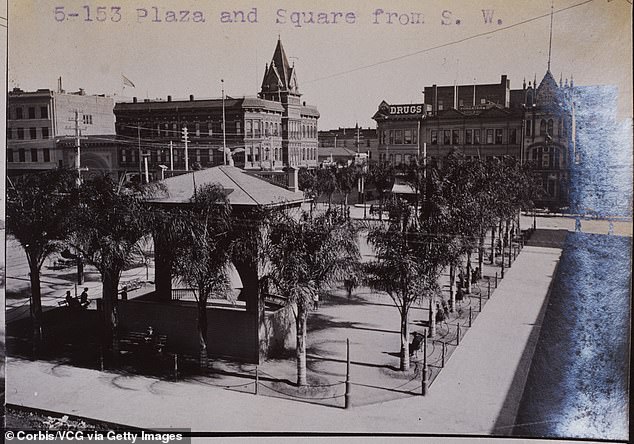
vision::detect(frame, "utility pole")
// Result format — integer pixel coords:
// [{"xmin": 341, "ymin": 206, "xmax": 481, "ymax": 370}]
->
[
  {"xmin": 356, "ymin": 123, "xmax": 360, "ymax": 154},
  {"xmin": 68, "ymin": 110, "xmax": 87, "ymax": 186},
  {"xmin": 137, "ymin": 123, "xmax": 142, "ymax": 177},
  {"xmin": 169, "ymin": 140, "xmax": 174, "ymax": 171},
  {"xmin": 221, "ymin": 79, "xmax": 227, "ymax": 166},
  {"xmin": 182, "ymin": 126, "xmax": 189, "ymax": 171}
]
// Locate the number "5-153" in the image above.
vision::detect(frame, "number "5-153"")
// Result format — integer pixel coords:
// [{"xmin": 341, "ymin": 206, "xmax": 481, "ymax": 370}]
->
[{"xmin": 54, "ymin": 6, "xmax": 122, "ymax": 22}]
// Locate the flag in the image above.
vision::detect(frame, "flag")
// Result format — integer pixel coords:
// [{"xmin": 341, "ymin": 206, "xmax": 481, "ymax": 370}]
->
[{"xmin": 122, "ymin": 74, "xmax": 136, "ymax": 88}]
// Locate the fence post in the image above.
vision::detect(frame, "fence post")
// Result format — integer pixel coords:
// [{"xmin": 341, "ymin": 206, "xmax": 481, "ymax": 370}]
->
[
  {"xmin": 255, "ymin": 365, "xmax": 259, "ymax": 395},
  {"xmin": 495, "ymin": 272, "xmax": 498, "ymax": 288},
  {"xmin": 469, "ymin": 307, "xmax": 472, "ymax": 327},
  {"xmin": 456, "ymin": 323, "xmax": 461, "ymax": 346},
  {"xmin": 345, "ymin": 338, "xmax": 351, "ymax": 409},
  {"xmin": 441, "ymin": 341, "xmax": 445, "ymax": 367},
  {"xmin": 479, "ymin": 291, "xmax": 482, "ymax": 311},
  {"xmin": 421, "ymin": 362, "xmax": 428, "ymax": 396},
  {"xmin": 488, "ymin": 279, "xmax": 491, "ymax": 299},
  {"xmin": 174, "ymin": 354, "xmax": 179, "ymax": 380},
  {"xmin": 423, "ymin": 329, "xmax": 428, "ymax": 368},
  {"xmin": 100, "ymin": 346, "xmax": 104, "ymax": 371},
  {"xmin": 501, "ymin": 261, "xmax": 505, "ymax": 279}
]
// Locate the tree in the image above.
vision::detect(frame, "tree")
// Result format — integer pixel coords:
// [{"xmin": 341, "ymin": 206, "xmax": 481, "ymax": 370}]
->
[
  {"xmin": 69, "ymin": 175, "xmax": 152, "ymax": 345},
  {"xmin": 6, "ymin": 169, "xmax": 75, "ymax": 343},
  {"xmin": 368, "ymin": 162, "xmax": 395, "ymax": 220},
  {"xmin": 171, "ymin": 184, "xmax": 234, "ymax": 368},
  {"xmin": 335, "ymin": 165, "xmax": 357, "ymax": 209},
  {"xmin": 298, "ymin": 167, "xmax": 319, "ymax": 214},
  {"xmin": 266, "ymin": 208, "xmax": 360, "ymax": 385},
  {"xmin": 316, "ymin": 166, "xmax": 337, "ymax": 208},
  {"xmin": 365, "ymin": 204, "xmax": 444, "ymax": 371}
]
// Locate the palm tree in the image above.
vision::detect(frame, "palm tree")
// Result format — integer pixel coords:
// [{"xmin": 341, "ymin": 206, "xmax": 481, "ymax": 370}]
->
[
  {"xmin": 171, "ymin": 184, "xmax": 234, "ymax": 368},
  {"xmin": 365, "ymin": 215, "xmax": 443, "ymax": 370},
  {"xmin": 6, "ymin": 168, "xmax": 75, "ymax": 343},
  {"xmin": 266, "ymin": 208, "xmax": 360, "ymax": 385},
  {"xmin": 69, "ymin": 174, "xmax": 152, "ymax": 346},
  {"xmin": 368, "ymin": 162, "xmax": 395, "ymax": 220}
]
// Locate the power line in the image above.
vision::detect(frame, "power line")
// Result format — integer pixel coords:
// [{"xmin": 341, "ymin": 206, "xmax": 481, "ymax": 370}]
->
[{"xmin": 306, "ymin": 0, "xmax": 596, "ymax": 84}]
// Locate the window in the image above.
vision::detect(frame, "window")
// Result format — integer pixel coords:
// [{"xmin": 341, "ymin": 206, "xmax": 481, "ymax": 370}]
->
[
  {"xmin": 431, "ymin": 130, "xmax": 438, "ymax": 145},
  {"xmin": 452, "ymin": 129, "xmax": 459, "ymax": 145},
  {"xmin": 121, "ymin": 149, "xmax": 127, "ymax": 163},
  {"xmin": 82, "ymin": 114, "xmax": 93, "ymax": 125},
  {"xmin": 395, "ymin": 154, "xmax": 402, "ymax": 164},
  {"xmin": 41, "ymin": 106, "xmax": 48, "ymax": 119},
  {"xmin": 366, "ymin": 139, "xmax": 371, "ymax": 147},
  {"xmin": 486, "ymin": 129, "xmax": 494, "ymax": 144},
  {"xmin": 19, "ymin": 149, "xmax": 25, "ymax": 162},
  {"xmin": 7, "ymin": 149, "xmax": 13, "ymax": 162},
  {"xmin": 195, "ymin": 123, "xmax": 200, "ymax": 137},
  {"xmin": 526, "ymin": 120, "xmax": 532, "ymax": 137},
  {"xmin": 254, "ymin": 121, "xmax": 261, "ymax": 138},
  {"xmin": 7, "ymin": 128, "xmax": 12, "ymax": 140},
  {"xmin": 547, "ymin": 119, "xmax": 554, "ymax": 136},
  {"xmin": 465, "ymin": 129, "xmax": 473, "ymax": 145},
  {"xmin": 438, "ymin": 101, "xmax": 444, "ymax": 111},
  {"xmin": 42, "ymin": 127, "xmax": 49, "ymax": 139},
  {"xmin": 16, "ymin": 108, "xmax": 23, "ymax": 119},
  {"xmin": 28, "ymin": 107, "xmax": 36, "ymax": 119},
  {"xmin": 540, "ymin": 119, "xmax": 546, "ymax": 136},
  {"xmin": 443, "ymin": 130, "xmax": 451, "ymax": 145},
  {"xmin": 245, "ymin": 120, "xmax": 252, "ymax": 138},
  {"xmin": 480, "ymin": 98, "xmax": 486, "ymax": 104},
  {"xmin": 236, "ymin": 121, "xmax": 241, "ymax": 135},
  {"xmin": 542, "ymin": 154, "xmax": 549, "ymax": 168},
  {"xmin": 388, "ymin": 131, "xmax": 394, "ymax": 145},
  {"xmin": 474, "ymin": 129, "xmax": 481, "ymax": 144},
  {"xmin": 404, "ymin": 129, "xmax": 412, "ymax": 144},
  {"xmin": 495, "ymin": 129, "xmax": 503, "ymax": 144},
  {"xmin": 394, "ymin": 130, "xmax": 403, "ymax": 144},
  {"xmin": 43, "ymin": 149, "xmax": 50, "ymax": 162},
  {"xmin": 509, "ymin": 128, "xmax": 517, "ymax": 144}
]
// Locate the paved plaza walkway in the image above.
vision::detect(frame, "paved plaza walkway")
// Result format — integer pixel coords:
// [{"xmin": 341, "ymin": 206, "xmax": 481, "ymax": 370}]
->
[{"xmin": 6, "ymin": 242, "xmax": 563, "ymax": 434}]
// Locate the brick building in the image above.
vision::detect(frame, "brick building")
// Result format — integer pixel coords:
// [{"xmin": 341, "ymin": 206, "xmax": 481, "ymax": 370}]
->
[
  {"xmin": 6, "ymin": 85, "xmax": 118, "ymax": 177},
  {"xmin": 114, "ymin": 38, "xmax": 319, "ymax": 180},
  {"xmin": 373, "ymin": 72, "xmax": 585, "ymax": 209}
]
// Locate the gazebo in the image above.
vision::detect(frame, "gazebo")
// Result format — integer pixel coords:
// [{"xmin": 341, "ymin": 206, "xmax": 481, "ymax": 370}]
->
[{"xmin": 118, "ymin": 165, "xmax": 305, "ymax": 363}]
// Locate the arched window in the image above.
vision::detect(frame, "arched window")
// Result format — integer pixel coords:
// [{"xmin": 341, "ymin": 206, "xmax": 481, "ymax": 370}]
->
[
  {"xmin": 547, "ymin": 119, "xmax": 554, "ymax": 136},
  {"xmin": 539, "ymin": 119, "xmax": 546, "ymax": 136}
]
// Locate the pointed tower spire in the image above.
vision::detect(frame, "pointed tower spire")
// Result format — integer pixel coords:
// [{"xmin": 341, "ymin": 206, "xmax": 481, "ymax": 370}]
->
[
  {"xmin": 570, "ymin": 74, "xmax": 574, "ymax": 88},
  {"xmin": 559, "ymin": 73, "xmax": 563, "ymax": 87},
  {"xmin": 548, "ymin": 0, "xmax": 554, "ymax": 72},
  {"xmin": 523, "ymin": 78, "xmax": 526, "ymax": 89}
]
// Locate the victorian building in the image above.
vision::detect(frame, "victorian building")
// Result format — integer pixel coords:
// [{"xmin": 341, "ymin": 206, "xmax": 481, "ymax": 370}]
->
[
  {"xmin": 6, "ymin": 84, "xmax": 118, "ymax": 177},
  {"xmin": 373, "ymin": 71, "xmax": 583, "ymax": 209},
  {"xmin": 114, "ymin": 38, "xmax": 319, "ymax": 181}
]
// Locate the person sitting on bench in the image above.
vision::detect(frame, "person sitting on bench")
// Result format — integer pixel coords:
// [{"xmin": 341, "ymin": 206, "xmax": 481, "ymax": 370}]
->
[
  {"xmin": 79, "ymin": 287, "xmax": 90, "ymax": 309},
  {"xmin": 65, "ymin": 290, "xmax": 81, "ymax": 309},
  {"xmin": 409, "ymin": 332, "xmax": 424, "ymax": 357}
]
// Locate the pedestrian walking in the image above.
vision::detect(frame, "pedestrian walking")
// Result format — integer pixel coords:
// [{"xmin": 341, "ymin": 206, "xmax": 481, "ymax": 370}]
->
[{"xmin": 312, "ymin": 293, "xmax": 319, "ymax": 310}]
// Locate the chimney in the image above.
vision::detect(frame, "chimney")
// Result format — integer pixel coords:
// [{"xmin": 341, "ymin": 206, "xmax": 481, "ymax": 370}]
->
[
  {"xmin": 167, "ymin": 95, "xmax": 172, "ymax": 102},
  {"xmin": 133, "ymin": 97, "xmax": 137, "ymax": 103},
  {"xmin": 287, "ymin": 166, "xmax": 299, "ymax": 192},
  {"xmin": 189, "ymin": 94, "xmax": 194, "ymax": 101}
]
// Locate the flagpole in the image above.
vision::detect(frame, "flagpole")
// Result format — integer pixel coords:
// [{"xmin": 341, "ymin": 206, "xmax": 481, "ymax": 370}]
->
[{"xmin": 221, "ymin": 79, "xmax": 227, "ymax": 166}]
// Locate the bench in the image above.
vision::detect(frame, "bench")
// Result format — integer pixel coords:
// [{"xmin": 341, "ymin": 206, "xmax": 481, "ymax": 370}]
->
[
  {"xmin": 119, "ymin": 278, "xmax": 144, "ymax": 292},
  {"xmin": 58, "ymin": 299, "xmax": 90, "ymax": 309},
  {"xmin": 118, "ymin": 331, "xmax": 168, "ymax": 355}
]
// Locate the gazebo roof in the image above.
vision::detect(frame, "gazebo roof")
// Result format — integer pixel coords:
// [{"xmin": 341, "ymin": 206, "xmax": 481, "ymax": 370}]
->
[{"xmin": 148, "ymin": 165, "xmax": 305, "ymax": 207}]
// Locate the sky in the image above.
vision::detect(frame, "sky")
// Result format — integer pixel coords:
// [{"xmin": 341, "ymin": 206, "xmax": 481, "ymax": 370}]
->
[{"xmin": 7, "ymin": 0, "xmax": 633, "ymax": 130}]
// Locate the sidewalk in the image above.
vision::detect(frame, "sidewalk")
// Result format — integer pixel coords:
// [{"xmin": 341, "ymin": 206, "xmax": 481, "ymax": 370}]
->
[{"xmin": 6, "ymin": 244, "xmax": 562, "ymax": 434}]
